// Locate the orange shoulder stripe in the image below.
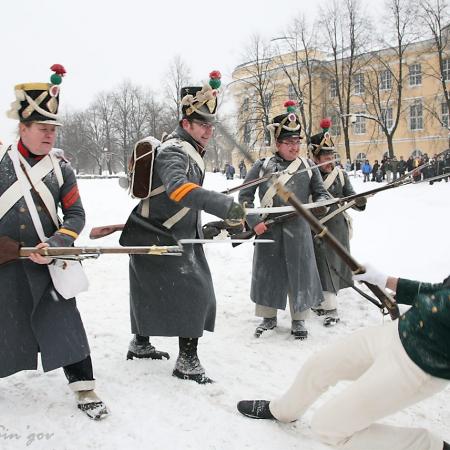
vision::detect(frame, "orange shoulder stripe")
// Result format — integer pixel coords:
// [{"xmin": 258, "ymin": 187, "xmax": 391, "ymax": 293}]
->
[
  {"xmin": 169, "ymin": 182, "xmax": 200, "ymax": 202},
  {"xmin": 57, "ymin": 228, "xmax": 79, "ymax": 239}
]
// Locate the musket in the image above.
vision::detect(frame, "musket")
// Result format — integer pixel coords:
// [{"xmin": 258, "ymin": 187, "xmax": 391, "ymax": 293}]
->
[
  {"xmin": 0, "ymin": 235, "xmax": 182, "ymax": 266},
  {"xmin": 216, "ymin": 122, "xmax": 400, "ymax": 320},
  {"xmin": 220, "ymin": 157, "xmax": 339, "ymax": 195},
  {"xmin": 245, "ymin": 168, "xmax": 450, "ymax": 216},
  {"xmin": 89, "ymin": 159, "xmax": 338, "ymax": 240}
]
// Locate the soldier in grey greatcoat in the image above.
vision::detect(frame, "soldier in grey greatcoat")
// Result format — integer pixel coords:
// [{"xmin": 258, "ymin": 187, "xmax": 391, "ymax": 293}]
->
[
  {"xmin": 238, "ymin": 101, "xmax": 329, "ymax": 340},
  {"xmin": 308, "ymin": 122, "xmax": 367, "ymax": 327},
  {"xmin": 120, "ymin": 71, "xmax": 245, "ymax": 384},
  {"xmin": 0, "ymin": 65, "xmax": 107, "ymax": 420}
]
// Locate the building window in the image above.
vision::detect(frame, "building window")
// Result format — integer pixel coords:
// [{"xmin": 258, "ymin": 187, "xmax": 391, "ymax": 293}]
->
[
  {"xmin": 381, "ymin": 107, "xmax": 393, "ymax": 129},
  {"xmin": 409, "ymin": 64, "xmax": 422, "ymax": 86},
  {"xmin": 330, "ymin": 79, "xmax": 338, "ymax": 98},
  {"xmin": 288, "ymin": 84, "xmax": 296, "ymax": 100},
  {"xmin": 242, "ymin": 97, "xmax": 249, "ymax": 112},
  {"xmin": 380, "ymin": 69, "xmax": 392, "ymax": 90},
  {"xmin": 353, "ymin": 73, "xmax": 365, "ymax": 95},
  {"xmin": 243, "ymin": 122, "xmax": 251, "ymax": 144},
  {"xmin": 442, "ymin": 102, "xmax": 449, "ymax": 128},
  {"xmin": 442, "ymin": 59, "xmax": 450, "ymax": 82},
  {"xmin": 411, "ymin": 149, "xmax": 423, "ymax": 158},
  {"xmin": 330, "ymin": 113, "xmax": 341, "ymax": 136},
  {"xmin": 353, "ymin": 113, "xmax": 366, "ymax": 134},
  {"xmin": 410, "ymin": 100, "xmax": 423, "ymax": 130}
]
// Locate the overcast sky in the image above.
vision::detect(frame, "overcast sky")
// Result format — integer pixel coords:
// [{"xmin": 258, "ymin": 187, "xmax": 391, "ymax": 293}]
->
[{"xmin": 0, "ymin": 0, "xmax": 379, "ymax": 142}]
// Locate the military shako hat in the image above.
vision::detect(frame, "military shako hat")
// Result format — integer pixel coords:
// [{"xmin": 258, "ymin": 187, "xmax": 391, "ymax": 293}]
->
[
  {"xmin": 6, "ymin": 64, "xmax": 66, "ymax": 126},
  {"xmin": 180, "ymin": 70, "xmax": 221, "ymax": 123},
  {"xmin": 309, "ymin": 118, "xmax": 335, "ymax": 157},
  {"xmin": 268, "ymin": 100, "xmax": 302, "ymax": 141}
]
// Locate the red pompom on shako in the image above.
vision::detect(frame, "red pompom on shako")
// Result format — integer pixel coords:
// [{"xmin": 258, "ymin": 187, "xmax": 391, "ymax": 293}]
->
[
  {"xmin": 284, "ymin": 100, "xmax": 296, "ymax": 108},
  {"xmin": 320, "ymin": 117, "xmax": 332, "ymax": 130},
  {"xmin": 50, "ymin": 64, "xmax": 66, "ymax": 76},
  {"xmin": 209, "ymin": 70, "xmax": 221, "ymax": 79}
]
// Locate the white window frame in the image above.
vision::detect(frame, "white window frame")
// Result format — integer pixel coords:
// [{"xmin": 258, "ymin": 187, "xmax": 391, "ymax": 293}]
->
[
  {"xmin": 442, "ymin": 102, "xmax": 449, "ymax": 128},
  {"xmin": 353, "ymin": 113, "xmax": 366, "ymax": 134},
  {"xmin": 330, "ymin": 79, "xmax": 338, "ymax": 98},
  {"xmin": 409, "ymin": 64, "xmax": 422, "ymax": 86},
  {"xmin": 381, "ymin": 107, "xmax": 393, "ymax": 130},
  {"xmin": 442, "ymin": 59, "xmax": 450, "ymax": 82},
  {"xmin": 353, "ymin": 73, "xmax": 365, "ymax": 95},
  {"xmin": 380, "ymin": 69, "xmax": 392, "ymax": 90},
  {"xmin": 288, "ymin": 84, "xmax": 296, "ymax": 100},
  {"xmin": 409, "ymin": 100, "xmax": 423, "ymax": 131}
]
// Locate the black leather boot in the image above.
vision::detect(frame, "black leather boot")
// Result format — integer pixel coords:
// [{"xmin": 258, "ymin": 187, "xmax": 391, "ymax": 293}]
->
[
  {"xmin": 127, "ymin": 334, "xmax": 170, "ymax": 360},
  {"xmin": 172, "ymin": 337, "xmax": 213, "ymax": 384}
]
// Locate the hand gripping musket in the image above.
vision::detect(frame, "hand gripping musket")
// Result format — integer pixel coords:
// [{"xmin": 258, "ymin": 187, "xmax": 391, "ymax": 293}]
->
[
  {"xmin": 0, "ymin": 236, "xmax": 182, "ymax": 267},
  {"xmin": 216, "ymin": 122, "xmax": 400, "ymax": 320}
]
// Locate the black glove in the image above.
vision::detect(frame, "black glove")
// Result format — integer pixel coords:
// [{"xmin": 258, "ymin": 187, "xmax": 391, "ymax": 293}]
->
[
  {"xmin": 225, "ymin": 202, "xmax": 246, "ymax": 225},
  {"xmin": 202, "ymin": 223, "xmax": 222, "ymax": 239},
  {"xmin": 311, "ymin": 205, "xmax": 329, "ymax": 219},
  {"xmin": 354, "ymin": 196, "xmax": 367, "ymax": 208}
]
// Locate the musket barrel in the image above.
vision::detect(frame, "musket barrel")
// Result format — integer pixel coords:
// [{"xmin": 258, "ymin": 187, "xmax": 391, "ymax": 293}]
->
[{"xmin": 19, "ymin": 245, "xmax": 182, "ymax": 257}]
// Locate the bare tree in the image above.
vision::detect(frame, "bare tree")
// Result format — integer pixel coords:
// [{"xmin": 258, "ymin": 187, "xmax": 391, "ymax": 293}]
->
[
  {"xmin": 362, "ymin": 0, "xmax": 419, "ymax": 158},
  {"xmin": 163, "ymin": 55, "xmax": 192, "ymax": 130},
  {"xmin": 236, "ymin": 35, "xmax": 276, "ymax": 157},
  {"xmin": 113, "ymin": 80, "xmax": 136, "ymax": 171},
  {"xmin": 320, "ymin": 0, "xmax": 372, "ymax": 161},
  {"xmin": 272, "ymin": 14, "xmax": 320, "ymax": 142},
  {"xmin": 419, "ymin": 0, "xmax": 450, "ymax": 146},
  {"xmin": 94, "ymin": 92, "xmax": 117, "ymax": 174}
]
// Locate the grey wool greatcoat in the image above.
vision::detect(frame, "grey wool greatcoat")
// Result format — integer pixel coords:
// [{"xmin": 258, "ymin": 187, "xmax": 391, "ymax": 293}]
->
[
  {"xmin": 0, "ymin": 143, "xmax": 90, "ymax": 378},
  {"xmin": 314, "ymin": 168, "xmax": 365, "ymax": 293},
  {"xmin": 120, "ymin": 126, "xmax": 234, "ymax": 338},
  {"xmin": 238, "ymin": 154, "xmax": 329, "ymax": 313}
]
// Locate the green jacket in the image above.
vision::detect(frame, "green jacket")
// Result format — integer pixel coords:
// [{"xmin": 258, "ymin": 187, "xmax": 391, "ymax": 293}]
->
[{"xmin": 397, "ymin": 276, "xmax": 450, "ymax": 380}]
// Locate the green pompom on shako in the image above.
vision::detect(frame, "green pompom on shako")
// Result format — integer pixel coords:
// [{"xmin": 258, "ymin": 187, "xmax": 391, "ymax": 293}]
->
[
  {"xmin": 209, "ymin": 70, "xmax": 222, "ymax": 89},
  {"xmin": 49, "ymin": 64, "xmax": 66, "ymax": 85},
  {"xmin": 50, "ymin": 73, "xmax": 62, "ymax": 85}
]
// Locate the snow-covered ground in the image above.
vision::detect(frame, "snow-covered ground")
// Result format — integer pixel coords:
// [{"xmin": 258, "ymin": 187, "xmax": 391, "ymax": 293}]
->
[{"xmin": 1, "ymin": 172, "xmax": 449, "ymax": 449}]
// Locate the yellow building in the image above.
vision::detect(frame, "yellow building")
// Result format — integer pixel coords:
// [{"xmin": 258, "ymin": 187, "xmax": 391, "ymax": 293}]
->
[{"xmin": 230, "ymin": 38, "xmax": 450, "ymax": 166}]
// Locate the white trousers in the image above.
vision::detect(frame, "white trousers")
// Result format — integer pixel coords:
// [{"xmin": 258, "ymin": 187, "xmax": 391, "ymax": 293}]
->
[
  {"xmin": 269, "ymin": 321, "xmax": 448, "ymax": 450},
  {"xmin": 317, "ymin": 291, "xmax": 337, "ymax": 311},
  {"xmin": 255, "ymin": 301, "xmax": 309, "ymax": 321}
]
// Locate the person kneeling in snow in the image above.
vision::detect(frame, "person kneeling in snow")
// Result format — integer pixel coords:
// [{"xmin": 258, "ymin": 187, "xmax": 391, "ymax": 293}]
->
[{"xmin": 237, "ymin": 266, "xmax": 450, "ymax": 450}]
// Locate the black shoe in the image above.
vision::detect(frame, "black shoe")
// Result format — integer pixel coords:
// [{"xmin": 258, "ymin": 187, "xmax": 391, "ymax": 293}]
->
[
  {"xmin": 322, "ymin": 309, "xmax": 340, "ymax": 327},
  {"xmin": 291, "ymin": 320, "xmax": 308, "ymax": 340},
  {"xmin": 237, "ymin": 400, "xmax": 275, "ymax": 420},
  {"xmin": 255, "ymin": 317, "xmax": 277, "ymax": 338},
  {"xmin": 127, "ymin": 337, "xmax": 170, "ymax": 360},
  {"xmin": 443, "ymin": 441, "xmax": 450, "ymax": 450}
]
